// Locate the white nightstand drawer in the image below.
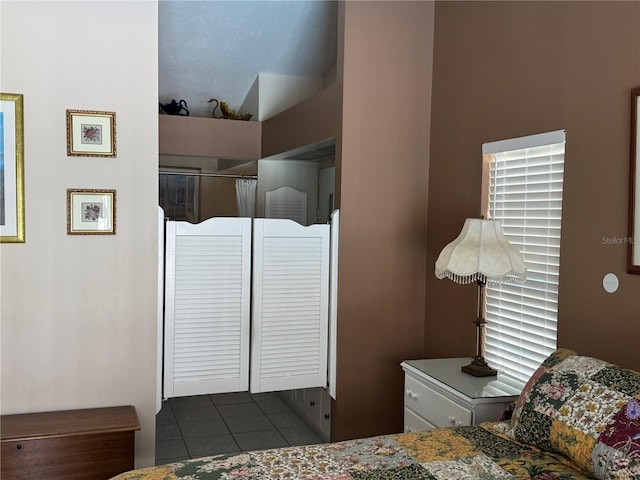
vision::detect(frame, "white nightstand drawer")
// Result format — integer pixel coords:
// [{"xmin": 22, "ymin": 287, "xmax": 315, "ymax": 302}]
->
[
  {"xmin": 401, "ymin": 359, "xmax": 523, "ymax": 430},
  {"xmin": 404, "ymin": 374, "xmax": 472, "ymax": 428},
  {"xmin": 403, "ymin": 407, "xmax": 435, "ymax": 433}
]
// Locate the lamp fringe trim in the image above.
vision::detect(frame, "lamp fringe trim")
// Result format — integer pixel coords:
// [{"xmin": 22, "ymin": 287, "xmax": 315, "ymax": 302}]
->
[{"xmin": 435, "ymin": 271, "xmax": 526, "ymax": 285}]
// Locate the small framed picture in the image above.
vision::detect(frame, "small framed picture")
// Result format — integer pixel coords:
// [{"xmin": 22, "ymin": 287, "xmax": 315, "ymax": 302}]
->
[
  {"xmin": 67, "ymin": 189, "xmax": 116, "ymax": 235},
  {"xmin": 66, "ymin": 109, "xmax": 116, "ymax": 157}
]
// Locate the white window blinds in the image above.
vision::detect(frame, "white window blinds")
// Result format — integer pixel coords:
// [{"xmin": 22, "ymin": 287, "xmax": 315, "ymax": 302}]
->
[{"xmin": 482, "ymin": 130, "xmax": 565, "ymax": 382}]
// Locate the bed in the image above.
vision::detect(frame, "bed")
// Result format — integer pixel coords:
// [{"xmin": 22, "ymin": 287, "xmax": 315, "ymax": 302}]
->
[{"xmin": 112, "ymin": 349, "xmax": 640, "ymax": 480}]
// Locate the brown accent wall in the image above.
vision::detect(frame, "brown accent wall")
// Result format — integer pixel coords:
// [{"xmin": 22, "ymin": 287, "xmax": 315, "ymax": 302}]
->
[
  {"xmin": 159, "ymin": 115, "xmax": 261, "ymax": 160},
  {"xmin": 332, "ymin": 1, "xmax": 434, "ymax": 441},
  {"xmin": 199, "ymin": 177, "xmax": 238, "ymax": 220},
  {"xmin": 427, "ymin": 2, "xmax": 640, "ymax": 370},
  {"xmin": 261, "ymin": 84, "xmax": 340, "ymax": 158}
]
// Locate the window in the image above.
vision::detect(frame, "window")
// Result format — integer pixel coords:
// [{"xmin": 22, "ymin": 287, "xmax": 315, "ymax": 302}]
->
[
  {"xmin": 482, "ymin": 130, "xmax": 565, "ymax": 382},
  {"xmin": 159, "ymin": 167, "xmax": 200, "ymax": 222}
]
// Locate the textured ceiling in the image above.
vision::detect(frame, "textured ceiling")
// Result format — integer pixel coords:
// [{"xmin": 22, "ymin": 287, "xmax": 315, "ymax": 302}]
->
[{"xmin": 159, "ymin": 0, "xmax": 338, "ymax": 118}]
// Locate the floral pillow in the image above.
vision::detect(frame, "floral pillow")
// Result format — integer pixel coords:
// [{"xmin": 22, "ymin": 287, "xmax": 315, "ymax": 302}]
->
[{"xmin": 505, "ymin": 348, "xmax": 640, "ymax": 480}]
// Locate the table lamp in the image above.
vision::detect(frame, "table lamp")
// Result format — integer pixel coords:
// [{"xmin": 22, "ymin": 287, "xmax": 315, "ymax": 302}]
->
[{"xmin": 435, "ymin": 218, "xmax": 527, "ymax": 376}]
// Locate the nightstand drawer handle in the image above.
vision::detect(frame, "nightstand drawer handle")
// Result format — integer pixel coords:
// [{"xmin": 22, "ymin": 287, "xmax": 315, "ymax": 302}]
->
[
  {"xmin": 405, "ymin": 388, "xmax": 419, "ymax": 400},
  {"xmin": 448, "ymin": 416, "xmax": 463, "ymax": 426}
]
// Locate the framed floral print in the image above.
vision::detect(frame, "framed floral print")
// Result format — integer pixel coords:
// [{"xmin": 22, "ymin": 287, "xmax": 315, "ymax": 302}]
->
[
  {"xmin": 67, "ymin": 189, "xmax": 116, "ymax": 235},
  {"xmin": 66, "ymin": 109, "xmax": 116, "ymax": 157}
]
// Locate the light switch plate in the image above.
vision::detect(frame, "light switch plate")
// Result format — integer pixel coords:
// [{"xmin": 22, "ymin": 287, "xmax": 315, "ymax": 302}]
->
[{"xmin": 603, "ymin": 273, "xmax": 619, "ymax": 293}]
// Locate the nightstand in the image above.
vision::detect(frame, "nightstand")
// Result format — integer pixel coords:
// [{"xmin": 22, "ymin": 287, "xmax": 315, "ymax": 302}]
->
[{"xmin": 401, "ymin": 358, "xmax": 523, "ymax": 432}]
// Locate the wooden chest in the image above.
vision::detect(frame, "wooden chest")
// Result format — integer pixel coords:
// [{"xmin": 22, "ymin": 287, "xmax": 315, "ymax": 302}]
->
[{"xmin": 1, "ymin": 406, "xmax": 140, "ymax": 480}]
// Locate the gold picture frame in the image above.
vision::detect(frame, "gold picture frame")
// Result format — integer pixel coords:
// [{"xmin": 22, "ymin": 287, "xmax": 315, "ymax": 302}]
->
[
  {"xmin": 0, "ymin": 93, "xmax": 25, "ymax": 243},
  {"xmin": 67, "ymin": 189, "xmax": 116, "ymax": 235},
  {"xmin": 66, "ymin": 109, "xmax": 116, "ymax": 157},
  {"xmin": 629, "ymin": 87, "xmax": 640, "ymax": 273}
]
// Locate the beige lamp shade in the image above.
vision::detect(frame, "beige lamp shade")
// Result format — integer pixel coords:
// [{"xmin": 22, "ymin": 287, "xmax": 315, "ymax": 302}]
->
[{"xmin": 435, "ymin": 218, "xmax": 527, "ymax": 284}]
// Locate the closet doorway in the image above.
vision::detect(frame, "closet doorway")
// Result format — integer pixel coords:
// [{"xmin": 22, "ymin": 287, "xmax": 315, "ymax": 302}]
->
[
  {"xmin": 157, "ymin": 139, "xmax": 338, "ymax": 439},
  {"xmin": 162, "ymin": 216, "xmax": 335, "ymax": 398}
]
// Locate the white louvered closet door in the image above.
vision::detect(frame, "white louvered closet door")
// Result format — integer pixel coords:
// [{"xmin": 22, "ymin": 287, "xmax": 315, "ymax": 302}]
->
[
  {"xmin": 164, "ymin": 217, "xmax": 252, "ymax": 398},
  {"xmin": 265, "ymin": 186, "xmax": 308, "ymax": 225},
  {"xmin": 251, "ymin": 219, "xmax": 330, "ymax": 393}
]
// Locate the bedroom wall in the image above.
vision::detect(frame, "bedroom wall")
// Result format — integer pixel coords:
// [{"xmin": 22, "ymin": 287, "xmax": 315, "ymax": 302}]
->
[
  {"xmin": 159, "ymin": 115, "xmax": 261, "ymax": 160},
  {"xmin": 261, "ymin": 83, "xmax": 339, "ymax": 159},
  {"xmin": 332, "ymin": 1, "xmax": 434, "ymax": 441},
  {"xmin": 426, "ymin": 1, "xmax": 640, "ymax": 370},
  {"xmin": 0, "ymin": 1, "xmax": 158, "ymax": 467}
]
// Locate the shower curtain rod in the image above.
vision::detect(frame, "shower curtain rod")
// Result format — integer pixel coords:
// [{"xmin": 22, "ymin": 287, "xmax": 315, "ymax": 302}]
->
[{"xmin": 159, "ymin": 170, "xmax": 258, "ymax": 180}]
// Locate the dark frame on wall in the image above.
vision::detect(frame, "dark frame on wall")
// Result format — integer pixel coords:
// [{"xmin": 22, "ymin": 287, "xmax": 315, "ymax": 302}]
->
[{"xmin": 629, "ymin": 87, "xmax": 640, "ymax": 274}]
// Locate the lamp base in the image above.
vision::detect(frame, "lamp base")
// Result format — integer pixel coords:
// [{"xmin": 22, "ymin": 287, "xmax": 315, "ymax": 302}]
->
[{"xmin": 461, "ymin": 356, "xmax": 497, "ymax": 377}]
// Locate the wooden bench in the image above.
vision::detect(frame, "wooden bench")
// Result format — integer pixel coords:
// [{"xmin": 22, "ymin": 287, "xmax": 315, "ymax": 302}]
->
[{"xmin": 1, "ymin": 406, "xmax": 140, "ymax": 480}]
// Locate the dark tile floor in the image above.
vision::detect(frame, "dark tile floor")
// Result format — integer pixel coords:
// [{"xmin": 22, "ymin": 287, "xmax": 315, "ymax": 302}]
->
[{"xmin": 155, "ymin": 391, "xmax": 325, "ymax": 465}]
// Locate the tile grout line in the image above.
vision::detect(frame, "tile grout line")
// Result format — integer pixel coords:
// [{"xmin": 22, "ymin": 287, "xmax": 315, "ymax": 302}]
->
[
  {"xmin": 156, "ymin": 399, "xmax": 189, "ymax": 464},
  {"xmin": 218, "ymin": 395, "xmax": 291, "ymax": 450},
  {"xmin": 185, "ymin": 395, "xmax": 240, "ymax": 459},
  {"xmin": 253, "ymin": 395, "xmax": 293, "ymax": 446},
  {"xmin": 214, "ymin": 396, "xmax": 246, "ymax": 456},
  {"xmin": 170, "ymin": 398, "xmax": 192, "ymax": 459}
]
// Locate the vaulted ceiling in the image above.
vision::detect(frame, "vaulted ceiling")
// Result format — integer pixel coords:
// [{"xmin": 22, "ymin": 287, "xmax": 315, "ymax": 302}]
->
[{"xmin": 159, "ymin": 1, "xmax": 338, "ymax": 118}]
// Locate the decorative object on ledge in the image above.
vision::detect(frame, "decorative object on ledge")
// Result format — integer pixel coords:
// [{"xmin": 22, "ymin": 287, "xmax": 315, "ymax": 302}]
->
[
  {"xmin": 159, "ymin": 99, "xmax": 190, "ymax": 116},
  {"xmin": 207, "ymin": 98, "xmax": 252, "ymax": 121},
  {"xmin": 435, "ymin": 218, "xmax": 527, "ymax": 377},
  {"xmin": 629, "ymin": 86, "xmax": 640, "ymax": 274},
  {"xmin": 67, "ymin": 188, "xmax": 116, "ymax": 235},
  {"xmin": 0, "ymin": 93, "xmax": 25, "ymax": 243},
  {"xmin": 66, "ymin": 109, "xmax": 116, "ymax": 157}
]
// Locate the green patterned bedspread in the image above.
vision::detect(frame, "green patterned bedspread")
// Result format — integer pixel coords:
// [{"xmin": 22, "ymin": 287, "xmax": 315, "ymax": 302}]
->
[{"xmin": 112, "ymin": 422, "xmax": 594, "ymax": 480}]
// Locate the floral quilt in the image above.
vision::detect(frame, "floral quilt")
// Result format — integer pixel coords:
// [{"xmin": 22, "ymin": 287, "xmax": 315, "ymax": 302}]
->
[
  {"xmin": 503, "ymin": 349, "xmax": 640, "ymax": 480},
  {"xmin": 111, "ymin": 422, "xmax": 595, "ymax": 480}
]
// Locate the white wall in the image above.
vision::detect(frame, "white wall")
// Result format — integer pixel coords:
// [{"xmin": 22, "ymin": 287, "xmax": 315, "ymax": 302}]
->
[
  {"xmin": 0, "ymin": 1, "xmax": 158, "ymax": 468},
  {"xmin": 242, "ymin": 73, "xmax": 323, "ymax": 121},
  {"xmin": 239, "ymin": 75, "xmax": 259, "ymax": 120}
]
